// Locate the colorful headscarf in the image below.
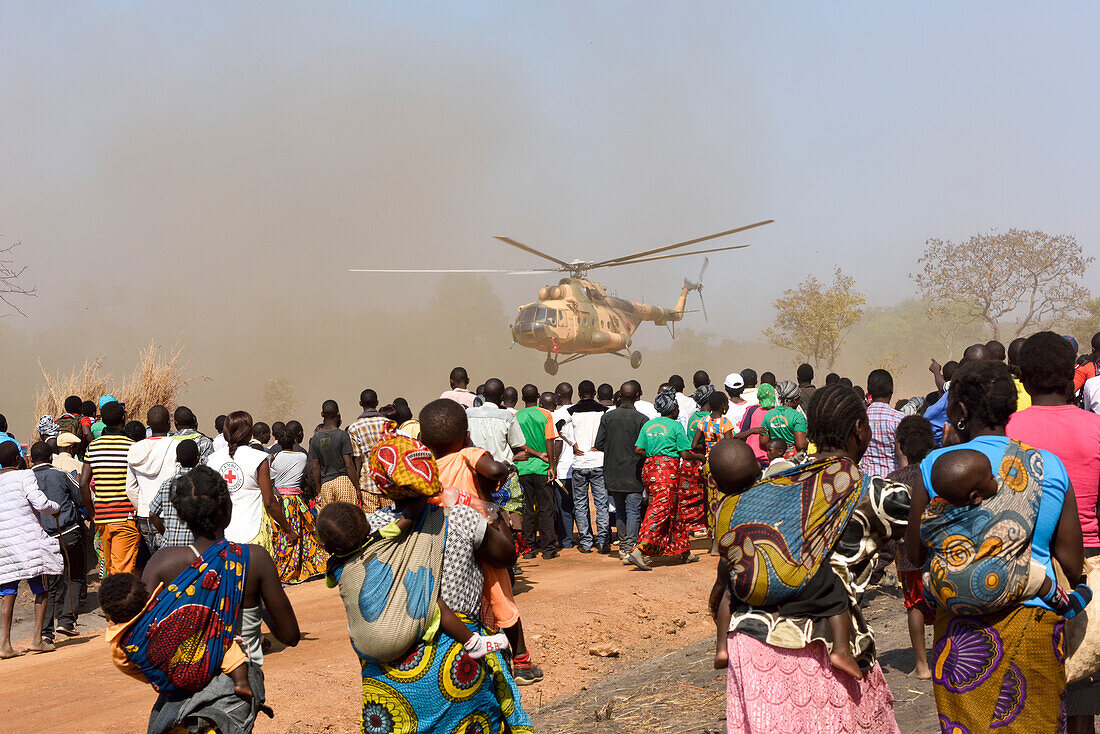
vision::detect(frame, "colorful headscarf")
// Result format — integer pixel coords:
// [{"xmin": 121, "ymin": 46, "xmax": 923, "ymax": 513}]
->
[
  {"xmin": 692, "ymin": 384, "xmax": 716, "ymax": 408},
  {"xmin": 368, "ymin": 433, "xmax": 442, "ymax": 500},
  {"xmin": 757, "ymin": 383, "xmax": 776, "ymax": 410},
  {"xmin": 775, "ymin": 380, "xmax": 802, "ymax": 402},
  {"xmin": 37, "ymin": 415, "xmax": 60, "ymax": 437},
  {"xmin": 654, "ymin": 387, "xmax": 679, "ymax": 416}
]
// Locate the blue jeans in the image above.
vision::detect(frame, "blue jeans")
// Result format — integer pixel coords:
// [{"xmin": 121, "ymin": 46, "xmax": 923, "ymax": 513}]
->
[
  {"xmin": 554, "ymin": 477, "xmax": 577, "ymax": 548},
  {"xmin": 610, "ymin": 492, "xmax": 643, "ymax": 553},
  {"xmin": 571, "ymin": 468, "xmax": 609, "ymax": 549}
]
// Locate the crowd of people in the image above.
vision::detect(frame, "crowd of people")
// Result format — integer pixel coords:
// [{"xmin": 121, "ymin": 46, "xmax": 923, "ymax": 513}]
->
[{"xmin": 2, "ymin": 332, "xmax": 1100, "ymax": 732}]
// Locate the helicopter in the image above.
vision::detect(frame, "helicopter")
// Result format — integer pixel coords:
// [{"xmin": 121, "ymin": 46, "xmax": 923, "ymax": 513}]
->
[{"xmin": 351, "ymin": 219, "xmax": 772, "ymax": 374}]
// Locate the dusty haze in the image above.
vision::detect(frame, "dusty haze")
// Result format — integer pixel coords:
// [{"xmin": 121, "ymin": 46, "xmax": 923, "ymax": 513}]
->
[{"xmin": 2, "ymin": 4, "xmax": 1099, "ymax": 432}]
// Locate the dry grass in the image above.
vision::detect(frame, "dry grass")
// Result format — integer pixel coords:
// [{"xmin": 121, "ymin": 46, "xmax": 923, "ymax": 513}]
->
[{"xmin": 33, "ymin": 340, "xmax": 209, "ymax": 433}]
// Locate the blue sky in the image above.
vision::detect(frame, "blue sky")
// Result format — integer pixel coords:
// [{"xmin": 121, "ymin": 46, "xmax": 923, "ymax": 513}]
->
[{"xmin": 2, "ymin": 2, "xmax": 1098, "ymax": 341}]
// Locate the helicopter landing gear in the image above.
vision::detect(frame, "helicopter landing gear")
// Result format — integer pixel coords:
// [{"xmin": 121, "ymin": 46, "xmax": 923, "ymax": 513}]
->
[
  {"xmin": 544, "ymin": 356, "xmax": 559, "ymax": 375},
  {"xmin": 630, "ymin": 351, "xmax": 642, "ymax": 369}
]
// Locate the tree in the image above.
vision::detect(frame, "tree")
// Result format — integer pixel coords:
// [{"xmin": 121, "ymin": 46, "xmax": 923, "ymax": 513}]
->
[
  {"xmin": 911, "ymin": 229, "xmax": 1093, "ymax": 341},
  {"xmin": 1, "ymin": 241, "xmax": 36, "ymax": 316},
  {"xmin": 261, "ymin": 378, "xmax": 302, "ymax": 422},
  {"xmin": 766, "ymin": 268, "xmax": 865, "ymax": 370}
]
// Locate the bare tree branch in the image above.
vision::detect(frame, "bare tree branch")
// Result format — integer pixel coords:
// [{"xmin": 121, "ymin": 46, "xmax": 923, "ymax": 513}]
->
[{"xmin": 0, "ymin": 241, "xmax": 36, "ymax": 317}]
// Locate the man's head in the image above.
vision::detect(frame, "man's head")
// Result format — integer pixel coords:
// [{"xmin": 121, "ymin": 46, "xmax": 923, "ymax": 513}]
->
[
  {"xmin": 825, "ymin": 372, "xmax": 840, "ymax": 386},
  {"xmin": 271, "ymin": 421, "xmax": 286, "ymax": 440},
  {"xmin": 81, "ymin": 400, "xmax": 97, "ymax": 418},
  {"xmin": 176, "ymin": 438, "xmax": 200, "ymax": 469},
  {"xmin": 147, "ymin": 405, "xmax": 170, "ymax": 434},
  {"xmin": 538, "ymin": 392, "xmax": 557, "ymax": 412},
  {"xmin": 577, "ymin": 380, "xmax": 596, "ymax": 400},
  {"xmin": 942, "ymin": 360, "xmax": 960, "ymax": 383},
  {"xmin": 173, "ymin": 406, "xmax": 198, "ymax": 431},
  {"xmin": 555, "ymin": 382, "xmax": 574, "ymax": 404},
  {"xmin": 723, "ymin": 371, "xmax": 745, "ymax": 397},
  {"xmin": 961, "ymin": 343, "xmax": 990, "ymax": 364},
  {"xmin": 760, "ymin": 372, "xmax": 777, "ymax": 387},
  {"xmin": 1019, "ymin": 331, "xmax": 1075, "ymax": 400},
  {"xmin": 597, "ymin": 383, "xmax": 614, "ymax": 403},
  {"xmin": 29, "ymin": 441, "xmax": 52, "ymax": 466},
  {"xmin": 1092, "ymin": 331, "xmax": 1100, "ymax": 355},
  {"xmin": 475, "ymin": 384, "xmax": 486, "ymax": 397},
  {"xmin": 419, "ymin": 398, "xmax": 468, "ymax": 454},
  {"xmin": 359, "ymin": 389, "xmax": 379, "ymax": 410},
  {"xmin": 321, "ymin": 400, "xmax": 340, "ymax": 421},
  {"xmin": 930, "ymin": 449, "xmax": 998, "ymax": 507},
  {"xmin": 482, "ymin": 378, "xmax": 505, "ymax": 406},
  {"xmin": 0, "ymin": 441, "xmax": 19, "ymax": 468},
  {"xmin": 214, "ymin": 414, "xmax": 227, "ymax": 434},
  {"xmin": 709, "ymin": 439, "xmax": 761, "ymax": 496},
  {"xmin": 619, "ymin": 380, "xmax": 639, "ymax": 404},
  {"xmin": 895, "ymin": 415, "xmax": 934, "ymax": 466},
  {"xmin": 797, "ymin": 363, "xmax": 814, "ymax": 385},
  {"xmin": 627, "ymin": 379, "xmax": 643, "ymax": 398},
  {"xmin": 286, "ymin": 420, "xmax": 305, "ymax": 443},
  {"xmin": 63, "ymin": 395, "xmax": 82, "ymax": 415},
  {"xmin": 765, "ymin": 437, "xmax": 788, "ymax": 463},
  {"xmin": 668, "ymin": 374, "xmax": 686, "ymax": 393},
  {"xmin": 693, "ymin": 370, "xmax": 710, "ymax": 389},
  {"xmin": 1007, "ymin": 338, "xmax": 1027, "ymax": 369},
  {"xmin": 985, "ymin": 340, "xmax": 1006, "ymax": 362},
  {"xmin": 252, "ymin": 421, "xmax": 271, "ymax": 444},
  {"xmin": 101, "ymin": 401, "xmax": 126, "ymax": 429},
  {"xmin": 866, "ymin": 369, "xmax": 894, "ymax": 402},
  {"xmin": 502, "ymin": 387, "xmax": 519, "ymax": 409},
  {"xmin": 740, "ymin": 368, "xmax": 758, "ymax": 388},
  {"xmin": 449, "ymin": 367, "xmax": 469, "ymax": 389},
  {"xmin": 521, "ymin": 384, "xmax": 539, "ymax": 406},
  {"xmin": 0, "ymin": 414, "xmax": 7, "ymax": 433}
]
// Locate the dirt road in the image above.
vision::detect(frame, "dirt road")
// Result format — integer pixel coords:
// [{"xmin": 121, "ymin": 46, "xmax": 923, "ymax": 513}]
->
[{"xmin": 1, "ymin": 544, "xmax": 937, "ymax": 732}]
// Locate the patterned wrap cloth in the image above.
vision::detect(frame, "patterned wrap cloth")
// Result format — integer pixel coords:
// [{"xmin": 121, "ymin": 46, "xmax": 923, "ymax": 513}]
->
[
  {"xmin": 122, "ymin": 539, "xmax": 249, "ymax": 697},
  {"xmin": 636, "ymin": 456, "xmax": 691, "ymax": 557},
  {"xmin": 271, "ymin": 488, "xmax": 328, "ymax": 584}
]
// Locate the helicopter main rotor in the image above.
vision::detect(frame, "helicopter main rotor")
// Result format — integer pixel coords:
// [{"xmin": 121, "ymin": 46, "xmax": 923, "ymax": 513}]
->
[{"xmin": 350, "ymin": 219, "xmax": 773, "ymax": 278}]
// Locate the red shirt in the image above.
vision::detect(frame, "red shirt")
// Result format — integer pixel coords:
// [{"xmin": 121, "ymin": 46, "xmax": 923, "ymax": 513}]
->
[{"xmin": 1007, "ymin": 404, "xmax": 1100, "ymax": 547}]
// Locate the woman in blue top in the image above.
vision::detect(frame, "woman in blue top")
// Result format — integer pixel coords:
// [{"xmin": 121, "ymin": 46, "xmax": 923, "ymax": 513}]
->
[{"xmin": 906, "ymin": 360, "xmax": 1083, "ymax": 732}]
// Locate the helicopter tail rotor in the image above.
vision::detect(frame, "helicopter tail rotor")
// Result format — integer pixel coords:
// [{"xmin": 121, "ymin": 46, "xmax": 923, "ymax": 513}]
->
[{"xmin": 683, "ymin": 257, "xmax": 709, "ymax": 321}]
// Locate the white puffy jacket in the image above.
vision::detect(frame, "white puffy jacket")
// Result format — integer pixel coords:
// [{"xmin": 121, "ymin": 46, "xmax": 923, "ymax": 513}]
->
[{"xmin": 0, "ymin": 469, "xmax": 63, "ymax": 585}]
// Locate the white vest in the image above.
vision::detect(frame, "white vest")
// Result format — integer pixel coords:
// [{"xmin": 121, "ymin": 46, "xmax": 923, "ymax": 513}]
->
[{"xmin": 206, "ymin": 446, "xmax": 270, "ymax": 543}]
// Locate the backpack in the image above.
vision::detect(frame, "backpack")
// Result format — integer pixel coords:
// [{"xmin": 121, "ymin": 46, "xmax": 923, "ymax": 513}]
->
[{"xmin": 329, "ymin": 505, "xmax": 449, "ymax": 662}]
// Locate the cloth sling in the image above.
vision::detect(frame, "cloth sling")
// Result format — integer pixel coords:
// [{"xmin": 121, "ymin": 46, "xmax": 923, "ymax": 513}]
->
[
  {"xmin": 122, "ymin": 539, "xmax": 250, "ymax": 698},
  {"xmin": 920, "ymin": 440, "xmax": 1050, "ymax": 617},
  {"xmin": 327, "ymin": 505, "xmax": 449, "ymax": 663},
  {"xmin": 715, "ymin": 456, "xmax": 866, "ymax": 607}
]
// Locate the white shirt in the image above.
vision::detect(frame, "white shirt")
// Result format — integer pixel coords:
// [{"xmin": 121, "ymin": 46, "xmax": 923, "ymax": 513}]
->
[
  {"xmin": 552, "ymin": 405, "xmax": 575, "ymax": 479},
  {"xmin": 564, "ymin": 400, "xmax": 608, "ymax": 470},
  {"xmin": 270, "ymin": 449, "xmax": 307, "ymax": 490},
  {"xmin": 206, "ymin": 446, "xmax": 271, "ymax": 543},
  {"xmin": 635, "ymin": 400, "xmax": 658, "ymax": 420},
  {"xmin": 126, "ymin": 437, "xmax": 180, "ymax": 517},
  {"xmin": 741, "ymin": 387, "xmax": 759, "ymax": 407},
  {"xmin": 466, "ymin": 402, "xmax": 526, "ymax": 464},
  {"xmin": 725, "ymin": 401, "xmax": 750, "ymax": 432},
  {"xmin": 212, "ymin": 433, "xmax": 228, "ymax": 452},
  {"xmin": 675, "ymin": 392, "xmax": 697, "ymax": 432},
  {"xmin": 1085, "ymin": 375, "xmax": 1100, "ymax": 415}
]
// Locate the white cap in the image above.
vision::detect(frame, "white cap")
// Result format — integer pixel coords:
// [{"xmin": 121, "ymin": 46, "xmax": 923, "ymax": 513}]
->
[{"xmin": 724, "ymin": 372, "xmax": 745, "ymax": 389}]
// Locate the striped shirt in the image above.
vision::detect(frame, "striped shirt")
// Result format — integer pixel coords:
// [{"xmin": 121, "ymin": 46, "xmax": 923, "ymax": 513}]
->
[{"xmin": 86, "ymin": 432, "xmax": 135, "ymax": 523}]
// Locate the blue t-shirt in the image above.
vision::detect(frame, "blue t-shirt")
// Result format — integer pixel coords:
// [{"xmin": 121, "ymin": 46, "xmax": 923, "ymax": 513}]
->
[
  {"xmin": 0, "ymin": 431, "xmax": 23, "ymax": 457},
  {"xmin": 923, "ymin": 392, "xmax": 949, "ymax": 446},
  {"xmin": 920, "ymin": 435, "xmax": 1070, "ymax": 612}
]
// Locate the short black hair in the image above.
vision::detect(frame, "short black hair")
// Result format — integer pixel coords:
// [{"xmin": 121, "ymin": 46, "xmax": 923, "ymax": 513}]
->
[
  {"xmin": 173, "ymin": 406, "xmax": 197, "ymax": 430},
  {"xmin": 176, "ymin": 439, "xmax": 200, "ymax": 468},
  {"xmin": 101, "ymin": 401, "xmax": 125, "ymax": 428},
  {"xmin": 321, "ymin": 400, "xmax": 339, "ymax": 417},
  {"xmin": 252, "ymin": 422, "xmax": 270, "ymax": 440},
  {"xmin": 171, "ymin": 465, "xmax": 232, "ymax": 539},
  {"xmin": 449, "ymin": 367, "xmax": 469, "ymax": 385},
  {"xmin": 0, "ymin": 441, "xmax": 18, "ymax": 468},
  {"xmin": 986, "ymin": 340, "xmax": 1006, "ymax": 361},
  {"xmin": 359, "ymin": 389, "xmax": 378, "ymax": 409},
  {"xmin": 839, "ymin": 377, "xmax": 853, "ymax": 388},
  {"xmin": 577, "ymin": 380, "xmax": 596, "ymax": 398},
  {"xmin": 741, "ymin": 369, "xmax": 758, "ymax": 388},
  {"xmin": 1093, "ymin": 332, "xmax": 1100, "ymax": 353},
  {"xmin": 797, "ymin": 364, "xmax": 814, "ymax": 383},
  {"xmin": 825, "ymin": 373, "xmax": 840, "ymax": 386},
  {"xmin": 597, "ymin": 383, "xmax": 614, "ymax": 401},
  {"xmin": 942, "ymin": 361, "xmax": 959, "ymax": 382},
  {"xmin": 555, "ymin": 382, "xmax": 573, "ymax": 400},
  {"xmin": 1018, "ymin": 331, "xmax": 1075, "ymax": 396},
  {"xmin": 214, "ymin": 414, "xmax": 227, "ymax": 432},
  {"xmin": 693, "ymin": 370, "xmax": 710, "ymax": 388},
  {"xmin": 81, "ymin": 400, "xmax": 97, "ymax": 417},
  {"xmin": 895, "ymin": 416, "xmax": 934, "ymax": 465},
  {"xmin": 123, "ymin": 421, "xmax": 146, "ymax": 442},
  {"xmin": 948, "ymin": 361, "xmax": 1017, "ymax": 431},
  {"xmin": 98, "ymin": 573, "xmax": 149, "ymax": 624},
  {"xmin": 316, "ymin": 501, "xmax": 371, "ymax": 556},
  {"xmin": 64, "ymin": 395, "xmax": 82, "ymax": 414},
  {"xmin": 0, "ymin": 413, "xmax": 7, "ymax": 432},
  {"xmin": 521, "ymin": 384, "xmax": 539, "ymax": 402},
  {"xmin": 393, "ymin": 401, "xmax": 413, "ymax": 425},
  {"xmin": 1007, "ymin": 338, "xmax": 1027, "ymax": 368},
  {"xmin": 30, "ymin": 441, "xmax": 52, "ymax": 464},
  {"xmin": 668, "ymin": 375, "xmax": 686, "ymax": 392},
  {"xmin": 419, "ymin": 398, "xmax": 467, "ymax": 449},
  {"xmin": 760, "ymin": 372, "xmax": 776, "ymax": 387},
  {"xmin": 866, "ymin": 369, "xmax": 893, "ymax": 400},
  {"xmin": 806, "ymin": 385, "xmax": 867, "ymax": 453}
]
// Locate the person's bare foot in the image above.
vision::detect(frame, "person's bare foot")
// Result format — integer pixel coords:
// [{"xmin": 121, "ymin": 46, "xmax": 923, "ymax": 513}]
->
[
  {"xmin": 28, "ymin": 638, "xmax": 55, "ymax": 654},
  {"xmin": 913, "ymin": 663, "xmax": 932, "ymax": 680},
  {"xmin": 0, "ymin": 645, "xmax": 23, "ymax": 659},
  {"xmin": 709, "ymin": 541, "xmax": 720, "ymax": 556},
  {"xmin": 829, "ymin": 649, "xmax": 863, "ymax": 679},
  {"xmin": 713, "ymin": 650, "xmax": 729, "ymax": 669}
]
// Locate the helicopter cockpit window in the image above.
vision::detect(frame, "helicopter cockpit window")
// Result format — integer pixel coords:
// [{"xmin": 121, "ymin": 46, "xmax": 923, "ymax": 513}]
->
[
  {"xmin": 544, "ymin": 310, "xmax": 556, "ymax": 326},
  {"xmin": 536, "ymin": 308, "xmax": 547, "ymax": 323},
  {"xmin": 519, "ymin": 306, "xmax": 536, "ymax": 323}
]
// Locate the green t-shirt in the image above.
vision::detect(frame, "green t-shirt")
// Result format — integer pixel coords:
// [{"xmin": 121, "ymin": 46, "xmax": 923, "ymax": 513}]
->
[
  {"xmin": 91, "ymin": 420, "xmax": 105, "ymax": 439},
  {"xmin": 635, "ymin": 416, "xmax": 691, "ymax": 458},
  {"xmin": 515, "ymin": 406, "xmax": 556, "ymax": 476},
  {"xmin": 687, "ymin": 410, "xmax": 708, "ymax": 436},
  {"xmin": 764, "ymin": 406, "xmax": 807, "ymax": 447}
]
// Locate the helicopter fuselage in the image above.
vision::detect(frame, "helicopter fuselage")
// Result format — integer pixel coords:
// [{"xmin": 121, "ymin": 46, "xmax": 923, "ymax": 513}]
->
[{"xmin": 511, "ymin": 277, "xmax": 690, "ymax": 355}]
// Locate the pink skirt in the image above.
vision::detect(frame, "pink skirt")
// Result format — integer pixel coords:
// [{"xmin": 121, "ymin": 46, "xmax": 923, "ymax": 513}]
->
[{"xmin": 726, "ymin": 633, "xmax": 900, "ymax": 734}]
